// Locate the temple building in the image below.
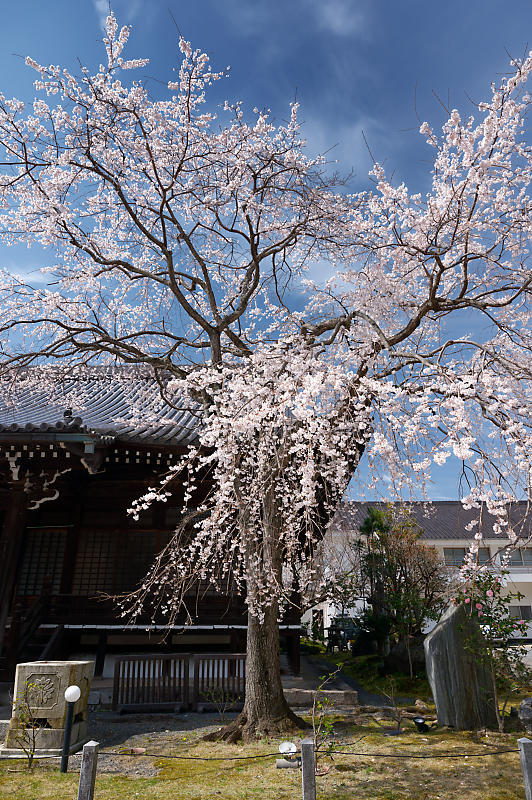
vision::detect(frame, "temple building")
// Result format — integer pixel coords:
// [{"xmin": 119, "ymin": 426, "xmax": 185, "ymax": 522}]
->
[{"xmin": 0, "ymin": 371, "xmax": 301, "ymax": 679}]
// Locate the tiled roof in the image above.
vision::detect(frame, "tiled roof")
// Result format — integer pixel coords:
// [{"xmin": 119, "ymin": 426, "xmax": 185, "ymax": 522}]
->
[
  {"xmin": 0, "ymin": 370, "xmax": 200, "ymax": 447},
  {"xmin": 332, "ymin": 500, "xmax": 532, "ymax": 541}
]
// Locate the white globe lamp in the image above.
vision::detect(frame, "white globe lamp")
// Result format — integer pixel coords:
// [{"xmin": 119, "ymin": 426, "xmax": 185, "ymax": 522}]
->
[{"xmin": 64, "ymin": 685, "xmax": 81, "ymax": 703}]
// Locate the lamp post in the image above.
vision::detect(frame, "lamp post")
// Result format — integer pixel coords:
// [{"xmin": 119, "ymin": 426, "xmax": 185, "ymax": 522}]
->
[{"xmin": 60, "ymin": 684, "xmax": 81, "ymax": 773}]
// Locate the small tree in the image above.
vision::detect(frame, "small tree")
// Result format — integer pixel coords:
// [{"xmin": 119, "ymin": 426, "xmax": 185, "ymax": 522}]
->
[
  {"xmin": 455, "ymin": 570, "xmax": 532, "ymax": 732},
  {"xmin": 326, "ymin": 507, "xmax": 449, "ymax": 672},
  {"xmin": 202, "ymin": 685, "xmax": 243, "ymax": 725},
  {"xmin": 311, "ymin": 669, "xmax": 341, "ymax": 770},
  {"xmin": 10, "ymin": 680, "xmax": 45, "ymax": 771}
]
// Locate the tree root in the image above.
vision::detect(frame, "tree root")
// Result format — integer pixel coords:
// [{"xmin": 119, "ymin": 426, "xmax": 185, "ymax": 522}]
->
[{"xmin": 204, "ymin": 707, "xmax": 310, "ymax": 743}]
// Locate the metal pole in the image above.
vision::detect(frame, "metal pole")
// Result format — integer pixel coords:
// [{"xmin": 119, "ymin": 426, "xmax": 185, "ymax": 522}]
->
[
  {"xmin": 77, "ymin": 741, "xmax": 99, "ymax": 800},
  {"xmin": 60, "ymin": 700, "xmax": 75, "ymax": 773},
  {"xmin": 301, "ymin": 738, "xmax": 316, "ymax": 800},
  {"xmin": 519, "ymin": 738, "xmax": 532, "ymax": 800}
]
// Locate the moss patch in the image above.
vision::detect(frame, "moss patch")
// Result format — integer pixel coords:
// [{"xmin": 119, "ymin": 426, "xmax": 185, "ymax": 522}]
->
[{"xmin": 0, "ymin": 716, "xmax": 527, "ymax": 800}]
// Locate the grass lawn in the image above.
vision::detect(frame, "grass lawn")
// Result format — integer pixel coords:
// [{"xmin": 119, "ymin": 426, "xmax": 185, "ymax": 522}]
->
[{"xmin": 0, "ymin": 715, "xmax": 527, "ymax": 800}]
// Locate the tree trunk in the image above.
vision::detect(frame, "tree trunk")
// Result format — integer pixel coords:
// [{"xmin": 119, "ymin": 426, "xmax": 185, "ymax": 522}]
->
[
  {"xmin": 206, "ymin": 474, "xmax": 307, "ymax": 742},
  {"xmin": 206, "ymin": 437, "xmax": 365, "ymax": 743},
  {"xmin": 490, "ymin": 660, "xmax": 504, "ymax": 733},
  {"xmin": 208, "ymin": 602, "xmax": 307, "ymax": 742}
]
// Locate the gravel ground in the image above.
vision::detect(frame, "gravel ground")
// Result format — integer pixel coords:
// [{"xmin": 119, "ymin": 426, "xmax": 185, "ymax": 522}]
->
[
  {"xmin": 62, "ymin": 710, "xmax": 240, "ymax": 778},
  {"xmin": 41, "ymin": 707, "xmax": 362, "ymax": 779}
]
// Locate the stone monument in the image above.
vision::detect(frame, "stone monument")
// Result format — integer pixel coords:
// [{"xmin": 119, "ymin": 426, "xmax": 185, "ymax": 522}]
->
[
  {"xmin": 519, "ymin": 698, "xmax": 532, "ymax": 733},
  {"xmin": 424, "ymin": 604, "xmax": 497, "ymax": 730},
  {"xmin": 2, "ymin": 660, "xmax": 94, "ymax": 755}
]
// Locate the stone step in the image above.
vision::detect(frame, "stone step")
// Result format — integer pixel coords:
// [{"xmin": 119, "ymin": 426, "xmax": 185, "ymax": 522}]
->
[{"xmin": 284, "ymin": 688, "xmax": 358, "ymax": 707}]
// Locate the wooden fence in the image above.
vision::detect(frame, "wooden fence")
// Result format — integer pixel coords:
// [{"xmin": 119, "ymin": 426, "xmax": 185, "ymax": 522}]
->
[
  {"xmin": 194, "ymin": 653, "xmax": 246, "ymax": 710},
  {"xmin": 112, "ymin": 652, "xmax": 245, "ymax": 712},
  {"xmin": 112, "ymin": 653, "xmax": 191, "ymax": 711}
]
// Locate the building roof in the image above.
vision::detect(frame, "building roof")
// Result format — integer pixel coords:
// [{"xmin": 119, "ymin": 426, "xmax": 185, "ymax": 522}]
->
[
  {"xmin": 333, "ymin": 500, "xmax": 532, "ymax": 541},
  {"xmin": 0, "ymin": 370, "xmax": 200, "ymax": 447}
]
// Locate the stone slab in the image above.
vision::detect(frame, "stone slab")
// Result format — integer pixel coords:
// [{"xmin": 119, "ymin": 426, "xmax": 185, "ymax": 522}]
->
[
  {"xmin": 424, "ymin": 603, "xmax": 497, "ymax": 730},
  {"xmin": 0, "ymin": 737, "xmax": 89, "ymax": 758},
  {"xmin": 9, "ymin": 660, "xmax": 93, "ymax": 726},
  {"xmin": 519, "ymin": 698, "xmax": 532, "ymax": 733},
  {"xmin": 284, "ymin": 688, "xmax": 358, "ymax": 707}
]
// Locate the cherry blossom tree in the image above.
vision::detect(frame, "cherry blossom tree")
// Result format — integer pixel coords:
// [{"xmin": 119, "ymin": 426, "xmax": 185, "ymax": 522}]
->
[{"xmin": 0, "ymin": 15, "xmax": 530, "ymax": 739}]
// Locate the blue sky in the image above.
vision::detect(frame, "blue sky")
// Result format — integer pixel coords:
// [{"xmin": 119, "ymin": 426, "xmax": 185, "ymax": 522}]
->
[
  {"xmin": 1, "ymin": 0, "xmax": 531, "ymax": 500},
  {"xmin": 1, "ymin": 0, "xmax": 531, "ymax": 189}
]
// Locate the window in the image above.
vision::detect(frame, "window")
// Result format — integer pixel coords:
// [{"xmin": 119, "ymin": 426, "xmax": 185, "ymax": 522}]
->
[
  {"xmin": 18, "ymin": 528, "xmax": 67, "ymax": 595},
  {"xmin": 443, "ymin": 547, "xmax": 490, "ymax": 566},
  {"xmin": 444, "ymin": 548, "xmax": 466, "ymax": 566},
  {"xmin": 72, "ymin": 530, "xmax": 166, "ymax": 596},
  {"xmin": 507, "ymin": 548, "xmax": 532, "ymax": 566},
  {"xmin": 72, "ymin": 530, "xmax": 116, "ymax": 595},
  {"xmin": 114, "ymin": 531, "xmax": 158, "ymax": 592},
  {"xmin": 509, "ymin": 605, "xmax": 532, "ymax": 620}
]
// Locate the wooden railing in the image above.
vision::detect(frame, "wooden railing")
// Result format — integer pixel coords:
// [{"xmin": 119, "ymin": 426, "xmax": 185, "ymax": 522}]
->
[
  {"xmin": 194, "ymin": 653, "xmax": 246, "ymax": 709},
  {"xmin": 40, "ymin": 624, "xmax": 65, "ymax": 660},
  {"xmin": 3, "ymin": 587, "xmax": 51, "ymax": 672},
  {"xmin": 112, "ymin": 653, "xmax": 191, "ymax": 711},
  {"xmin": 112, "ymin": 652, "xmax": 246, "ymax": 712}
]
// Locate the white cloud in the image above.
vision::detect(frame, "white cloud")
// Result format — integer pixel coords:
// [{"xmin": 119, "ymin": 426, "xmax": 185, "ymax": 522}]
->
[
  {"xmin": 304, "ymin": 113, "xmax": 386, "ymax": 178},
  {"xmin": 11, "ymin": 269, "xmax": 52, "ymax": 286},
  {"xmin": 92, "ymin": 0, "xmax": 144, "ymax": 32},
  {"xmin": 311, "ymin": 0, "xmax": 367, "ymax": 37},
  {"xmin": 219, "ymin": 0, "xmax": 273, "ymax": 37},
  {"xmin": 92, "ymin": 0, "xmax": 109, "ymax": 31},
  {"xmin": 123, "ymin": 0, "xmax": 143, "ymax": 24},
  {"xmin": 223, "ymin": 0, "xmax": 368, "ymax": 40}
]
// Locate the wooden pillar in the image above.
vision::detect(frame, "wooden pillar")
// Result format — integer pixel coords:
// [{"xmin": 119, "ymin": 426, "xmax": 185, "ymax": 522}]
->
[
  {"xmin": 286, "ymin": 630, "xmax": 301, "ymax": 675},
  {"xmin": 229, "ymin": 627, "xmax": 240, "ymax": 653},
  {"xmin": 60, "ymin": 471, "xmax": 86, "ymax": 595},
  {"xmin": 94, "ymin": 632, "xmax": 107, "ymax": 677},
  {"xmin": 0, "ymin": 487, "xmax": 28, "ymax": 656}
]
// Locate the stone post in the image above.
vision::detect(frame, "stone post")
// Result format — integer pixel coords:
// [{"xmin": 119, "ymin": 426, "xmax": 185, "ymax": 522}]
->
[
  {"xmin": 77, "ymin": 740, "xmax": 99, "ymax": 800},
  {"xmin": 301, "ymin": 738, "xmax": 316, "ymax": 800}
]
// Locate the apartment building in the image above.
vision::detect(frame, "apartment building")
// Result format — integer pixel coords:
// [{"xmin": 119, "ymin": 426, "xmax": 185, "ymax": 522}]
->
[{"xmin": 304, "ymin": 500, "xmax": 532, "ymax": 639}]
